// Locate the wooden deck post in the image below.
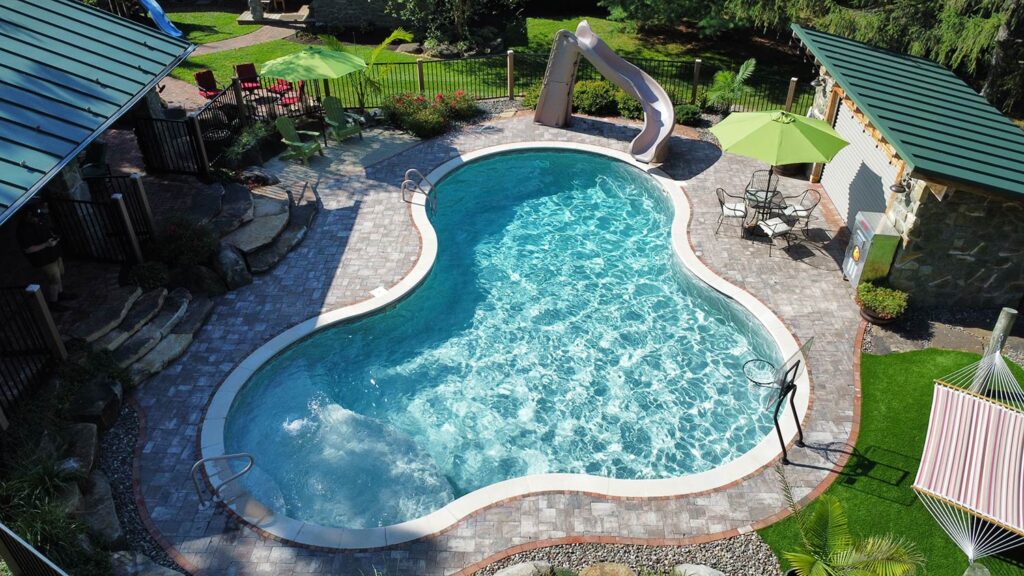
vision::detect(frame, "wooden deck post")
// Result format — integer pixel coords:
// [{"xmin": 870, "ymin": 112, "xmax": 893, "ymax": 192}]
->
[
  {"xmin": 111, "ymin": 194, "xmax": 144, "ymax": 264},
  {"xmin": 129, "ymin": 173, "xmax": 156, "ymax": 235},
  {"xmin": 187, "ymin": 112, "xmax": 211, "ymax": 177},
  {"xmin": 784, "ymin": 77, "xmax": 798, "ymax": 112},
  {"xmin": 690, "ymin": 59, "xmax": 702, "ymax": 104},
  {"xmin": 507, "ymin": 50, "xmax": 515, "ymax": 100},
  {"xmin": 24, "ymin": 284, "xmax": 66, "ymax": 362},
  {"xmin": 810, "ymin": 86, "xmax": 842, "ymax": 183},
  {"xmin": 416, "ymin": 59, "xmax": 426, "ymax": 94}
]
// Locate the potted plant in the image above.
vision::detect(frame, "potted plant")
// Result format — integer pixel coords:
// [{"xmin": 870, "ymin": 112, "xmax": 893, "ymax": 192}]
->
[{"xmin": 855, "ymin": 282, "xmax": 909, "ymax": 325}]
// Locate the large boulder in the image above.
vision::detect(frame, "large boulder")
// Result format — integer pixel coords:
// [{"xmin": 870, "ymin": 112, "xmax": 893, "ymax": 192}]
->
[
  {"xmin": 54, "ymin": 481, "xmax": 82, "ymax": 515},
  {"xmin": 67, "ymin": 378, "xmax": 123, "ymax": 430},
  {"xmin": 65, "ymin": 422, "xmax": 98, "ymax": 476},
  {"xmin": 494, "ymin": 562, "xmax": 554, "ymax": 576},
  {"xmin": 213, "ymin": 243, "xmax": 252, "ymax": 290},
  {"xmin": 111, "ymin": 551, "xmax": 182, "ymax": 576},
  {"xmin": 672, "ymin": 566, "xmax": 725, "ymax": 576},
  {"xmin": 77, "ymin": 471, "xmax": 125, "ymax": 549},
  {"xmin": 580, "ymin": 564, "xmax": 636, "ymax": 576},
  {"xmin": 240, "ymin": 166, "xmax": 280, "ymax": 187},
  {"xmin": 176, "ymin": 265, "xmax": 228, "ymax": 297}
]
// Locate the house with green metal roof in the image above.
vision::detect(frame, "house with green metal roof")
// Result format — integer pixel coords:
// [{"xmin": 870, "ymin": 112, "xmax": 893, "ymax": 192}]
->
[
  {"xmin": 0, "ymin": 0, "xmax": 193, "ymax": 225},
  {"xmin": 792, "ymin": 24, "xmax": 1024, "ymax": 308}
]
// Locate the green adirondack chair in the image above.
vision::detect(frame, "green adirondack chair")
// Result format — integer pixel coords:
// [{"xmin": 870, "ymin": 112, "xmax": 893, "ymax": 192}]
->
[
  {"xmin": 275, "ymin": 116, "xmax": 323, "ymax": 165},
  {"xmin": 322, "ymin": 96, "xmax": 363, "ymax": 144}
]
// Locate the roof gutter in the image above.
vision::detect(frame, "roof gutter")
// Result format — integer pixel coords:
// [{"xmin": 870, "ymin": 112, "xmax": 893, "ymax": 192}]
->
[{"xmin": 0, "ymin": 42, "xmax": 196, "ymax": 228}]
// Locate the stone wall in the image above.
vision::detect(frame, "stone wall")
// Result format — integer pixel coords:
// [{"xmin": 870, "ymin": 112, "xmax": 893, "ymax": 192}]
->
[
  {"xmin": 887, "ymin": 183, "xmax": 1024, "ymax": 308},
  {"xmin": 311, "ymin": 0, "xmax": 400, "ymax": 29}
]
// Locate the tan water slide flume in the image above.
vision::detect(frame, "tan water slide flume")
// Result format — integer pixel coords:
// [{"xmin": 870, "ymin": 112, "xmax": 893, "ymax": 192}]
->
[{"xmin": 533, "ymin": 20, "xmax": 675, "ymax": 164}]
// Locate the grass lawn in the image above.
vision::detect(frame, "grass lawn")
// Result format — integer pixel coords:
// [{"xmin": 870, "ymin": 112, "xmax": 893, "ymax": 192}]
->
[
  {"xmin": 758, "ymin": 349, "xmax": 1024, "ymax": 575},
  {"xmin": 170, "ymin": 39, "xmax": 419, "ymax": 84},
  {"xmin": 167, "ymin": 10, "xmax": 261, "ymax": 45}
]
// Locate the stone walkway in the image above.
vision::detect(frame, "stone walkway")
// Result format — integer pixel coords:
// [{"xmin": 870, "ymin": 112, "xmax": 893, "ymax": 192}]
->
[
  {"xmin": 193, "ymin": 26, "xmax": 296, "ymax": 56},
  {"xmin": 132, "ymin": 115, "xmax": 860, "ymax": 575}
]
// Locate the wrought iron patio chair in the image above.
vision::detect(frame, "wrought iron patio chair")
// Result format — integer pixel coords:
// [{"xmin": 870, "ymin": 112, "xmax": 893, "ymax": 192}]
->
[
  {"xmin": 322, "ymin": 96, "xmax": 363, "ymax": 144},
  {"xmin": 745, "ymin": 169, "xmax": 780, "ymax": 194},
  {"xmin": 275, "ymin": 117, "xmax": 323, "ymax": 165},
  {"xmin": 781, "ymin": 189, "xmax": 821, "ymax": 231},
  {"xmin": 756, "ymin": 217, "xmax": 795, "ymax": 257},
  {"xmin": 715, "ymin": 187, "xmax": 748, "ymax": 236}
]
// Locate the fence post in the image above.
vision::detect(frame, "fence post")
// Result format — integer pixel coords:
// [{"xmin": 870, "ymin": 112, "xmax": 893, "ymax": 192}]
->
[
  {"xmin": 129, "ymin": 173, "xmax": 157, "ymax": 235},
  {"xmin": 784, "ymin": 77, "xmax": 798, "ymax": 112},
  {"xmin": 24, "ymin": 284, "xmax": 66, "ymax": 362},
  {"xmin": 690, "ymin": 59, "xmax": 702, "ymax": 104},
  {"xmin": 507, "ymin": 49, "xmax": 515, "ymax": 100},
  {"xmin": 231, "ymin": 78, "xmax": 250, "ymax": 126},
  {"xmin": 112, "ymin": 194, "xmax": 144, "ymax": 265},
  {"xmin": 187, "ymin": 113, "xmax": 211, "ymax": 177},
  {"xmin": 416, "ymin": 59, "xmax": 426, "ymax": 94}
]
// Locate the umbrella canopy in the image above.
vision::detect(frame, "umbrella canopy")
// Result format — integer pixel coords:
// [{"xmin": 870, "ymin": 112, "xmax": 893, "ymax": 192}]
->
[
  {"xmin": 260, "ymin": 46, "xmax": 367, "ymax": 80},
  {"xmin": 709, "ymin": 110, "xmax": 848, "ymax": 166}
]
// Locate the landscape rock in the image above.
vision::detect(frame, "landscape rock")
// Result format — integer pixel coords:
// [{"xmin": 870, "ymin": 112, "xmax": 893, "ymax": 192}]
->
[
  {"xmin": 213, "ymin": 243, "xmax": 252, "ymax": 289},
  {"xmin": 112, "ymin": 290, "xmax": 190, "ymax": 368},
  {"xmin": 93, "ymin": 288, "xmax": 167, "ymax": 351},
  {"xmin": 77, "ymin": 471, "xmax": 125, "ymax": 548},
  {"xmin": 69, "ymin": 286, "xmax": 142, "ymax": 342},
  {"xmin": 210, "ymin": 182, "xmax": 255, "ymax": 235},
  {"xmin": 177, "ymin": 265, "xmax": 228, "ymax": 297},
  {"xmin": 580, "ymin": 564, "xmax": 636, "ymax": 576},
  {"xmin": 54, "ymin": 481, "xmax": 82, "ymax": 515},
  {"xmin": 672, "ymin": 565, "xmax": 725, "ymax": 576},
  {"xmin": 188, "ymin": 182, "xmax": 224, "ymax": 225},
  {"xmin": 493, "ymin": 562, "xmax": 554, "ymax": 576},
  {"xmin": 129, "ymin": 297, "xmax": 214, "ymax": 384},
  {"xmin": 240, "ymin": 166, "xmax": 280, "ymax": 187},
  {"xmin": 222, "ymin": 210, "xmax": 289, "ymax": 254},
  {"xmin": 68, "ymin": 378, "xmax": 123, "ymax": 429},
  {"xmin": 395, "ymin": 42, "xmax": 423, "ymax": 54},
  {"xmin": 111, "ymin": 551, "xmax": 182, "ymax": 576},
  {"xmin": 252, "ymin": 194, "xmax": 289, "ymax": 218},
  {"xmin": 247, "ymin": 203, "xmax": 316, "ymax": 273},
  {"xmin": 66, "ymin": 422, "xmax": 98, "ymax": 475},
  {"xmin": 57, "ymin": 456, "xmax": 87, "ymax": 478}
]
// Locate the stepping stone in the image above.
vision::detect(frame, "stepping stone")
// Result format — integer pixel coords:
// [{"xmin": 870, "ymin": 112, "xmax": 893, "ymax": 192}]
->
[
  {"xmin": 93, "ymin": 288, "xmax": 167, "ymax": 351},
  {"xmin": 672, "ymin": 566, "xmax": 725, "ymax": 576},
  {"xmin": 580, "ymin": 564, "xmax": 636, "ymax": 576},
  {"xmin": 247, "ymin": 203, "xmax": 317, "ymax": 273},
  {"xmin": 252, "ymin": 194, "xmax": 289, "ymax": 218},
  {"xmin": 129, "ymin": 297, "xmax": 214, "ymax": 384},
  {"xmin": 68, "ymin": 286, "xmax": 142, "ymax": 343},
  {"xmin": 210, "ymin": 183, "xmax": 254, "ymax": 235},
  {"xmin": 188, "ymin": 182, "xmax": 224, "ymax": 226},
  {"xmin": 222, "ymin": 210, "xmax": 289, "ymax": 254},
  {"xmin": 112, "ymin": 289, "xmax": 190, "ymax": 368}
]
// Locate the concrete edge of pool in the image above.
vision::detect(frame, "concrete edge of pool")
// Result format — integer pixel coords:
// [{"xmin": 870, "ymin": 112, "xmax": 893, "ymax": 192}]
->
[{"xmin": 199, "ymin": 142, "xmax": 811, "ymax": 550}]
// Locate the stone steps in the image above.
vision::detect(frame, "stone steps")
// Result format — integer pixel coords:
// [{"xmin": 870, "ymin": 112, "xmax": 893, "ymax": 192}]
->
[
  {"xmin": 93, "ymin": 288, "xmax": 167, "ymax": 352},
  {"xmin": 68, "ymin": 286, "xmax": 142, "ymax": 343},
  {"xmin": 112, "ymin": 288, "xmax": 191, "ymax": 368},
  {"xmin": 247, "ymin": 202, "xmax": 318, "ymax": 273},
  {"xmin": 210, "ymin": 183, "xmax": 255, "ymax": 235},
  {"xmin": 128, "ymin": 296, "xmax": 214, "ymax": 384}
]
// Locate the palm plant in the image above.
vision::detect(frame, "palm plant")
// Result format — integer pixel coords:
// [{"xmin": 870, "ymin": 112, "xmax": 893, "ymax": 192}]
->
[
  {"xmin": 321, "ymin": 29, "xmax": 414, "ymax": 113},
  {"xmin": 706, "ymin": 58, "xmax": 756, "ymax": 113},
  {"xmin": 778, "ymin": 466, "xmax": 926, "ymax": 576}
]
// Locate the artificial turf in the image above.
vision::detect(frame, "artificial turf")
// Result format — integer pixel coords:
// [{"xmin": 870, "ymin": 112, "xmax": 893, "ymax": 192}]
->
[{"xmin": 758, "ymin": 349, "xmax": 1024, "ymax": 575}]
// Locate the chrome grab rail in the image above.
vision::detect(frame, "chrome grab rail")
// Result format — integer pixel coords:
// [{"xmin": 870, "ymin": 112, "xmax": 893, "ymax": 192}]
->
[
  {"xmin": 401, "ymin": 168, "xmax": 437, "ymax": 214},
  {"xmin": 191, "ymin": 453, "xmax": 254, "ymax": 508}
]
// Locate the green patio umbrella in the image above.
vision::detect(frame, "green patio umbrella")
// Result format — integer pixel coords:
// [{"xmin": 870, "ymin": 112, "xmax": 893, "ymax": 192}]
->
[
  {"xmin": 260, "ymin": 46, "xmax": 367, "ymax": 81},
  {"xmin": 709, "ymin": 110, "xmax": 848, "ymax": 175}
]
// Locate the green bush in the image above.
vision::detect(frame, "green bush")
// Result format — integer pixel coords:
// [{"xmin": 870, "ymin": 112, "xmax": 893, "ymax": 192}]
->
[
  {"xmin": 572, "ymin": 80, "xmax": 618, "ymax": 116},
  {"xmin": 675, "ymin": 103, "xmax": 702, "ymax": 126},
  {"xmin": 438, "ymin": 90, "xmax": 482, "ymax": 122},
  {"xmin": 856, "ymin": 283, "xmax": 909, "ymax": 319},
  {"xmin": 615, "ymin": 89, "xmax": 644, "ymax": 120},
  {"xmin": 522, "ymin": 83, "xmax": 542, "ymax": 109},
  {"xmin": 129, "ymin": 261, "xmax": 170, "ymax": 291},
  {"xmin": 223, "ymin": 122, "xmax": 273, "ymax": 165},
  {"xmin": 152, "ymin": 217, "xmax": 217, "ymax": 268},
  {"xmin": 381, "ymin": 91, "xmax": 479, "ymax": 138}
]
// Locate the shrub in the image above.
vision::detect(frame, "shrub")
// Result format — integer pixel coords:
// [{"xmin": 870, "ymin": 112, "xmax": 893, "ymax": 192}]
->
[
  {"xmin": 130, "ymin": 261, "xmax": 170, "ymax": 291},
  {"xmin": 381, "ymin": 91, "xmax": 479, "ymax": 138},
  {"xmin": 438, "ymin": 90, "xmax": 481, "ymax": 121},
  {"xmin": 522, "ymin": 83, "xmax": 542, "ymax": 109},
  {"xmin": 615, "ymin": 90, "xmax": 644, "ymax": 120},
  {"xmin": 572, "ymin": 80, "xmax": 618, "ymax": 116},
  {"xmin": 675, "ymin": 103, "xmax": 702, "ymax": 126},
  {"xmin": 152, "ymin": 217, "xmax": 217, "ymax": 269},
  {"xmin": 223, "ymin": 122, "xmax": 273, "ymax": 165},
  {"xmin": 855, "ymin": 283, "xmax": 909, "ymax": 319}
]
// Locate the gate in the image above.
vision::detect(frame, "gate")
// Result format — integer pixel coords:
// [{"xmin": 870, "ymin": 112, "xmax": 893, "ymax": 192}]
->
[
  {"xmin": 46, "ymin": 196, "xmax": 141, "ymax": 264},
  {"xmin": 84, "ymin": 174, "xmax": 155, "ymax": 243}
]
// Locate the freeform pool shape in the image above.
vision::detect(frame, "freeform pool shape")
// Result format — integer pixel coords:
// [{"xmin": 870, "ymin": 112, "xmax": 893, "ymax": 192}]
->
[{"xmin": 204, "ymin": 144, "xmax": 808, "ymax": 547}]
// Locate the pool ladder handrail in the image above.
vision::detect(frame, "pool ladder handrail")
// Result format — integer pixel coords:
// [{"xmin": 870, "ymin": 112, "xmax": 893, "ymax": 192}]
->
[
  {"xmin": 191, "ymin": 453, "xmax": 255, "ymax": 509},
  {"xmin": 401, "ymin": 168, "xmax": 437, "ymax": 214}
]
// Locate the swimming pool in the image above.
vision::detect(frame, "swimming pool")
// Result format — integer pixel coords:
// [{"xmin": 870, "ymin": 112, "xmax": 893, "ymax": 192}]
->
[{"xmin": 206, "ymin": 145, "xmax": 805, "ymax": 544}]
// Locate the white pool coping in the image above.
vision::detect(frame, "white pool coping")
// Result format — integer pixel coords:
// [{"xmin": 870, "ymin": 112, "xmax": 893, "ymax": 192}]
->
[{"xmin": 200, "ymin": 142, "xmax": 811, "ymax": 550}]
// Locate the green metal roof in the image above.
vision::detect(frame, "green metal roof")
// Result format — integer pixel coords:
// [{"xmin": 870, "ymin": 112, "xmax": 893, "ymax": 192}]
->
[
  {"xmin": 792, "ymin": 24, "xmax": 1024, "ymax": 198},
  {"xmin": 0, "ymin": 0, "xmax": 193, "ymax": 223}
]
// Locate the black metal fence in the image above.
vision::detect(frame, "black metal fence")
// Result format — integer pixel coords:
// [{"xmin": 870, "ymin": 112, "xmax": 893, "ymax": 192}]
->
[
  {"xmin": 83, "ymin": 175, "xmax": 154, "ymax": 243},
  {"xmin": 0, "ymin": 288, "xmax": 52, "ymax": 430},
  {"xmin": 134, "ymin": 116, "xmax": 204, "ymax": 174},
  {"xmin": 0, "ymin": 520, "xmax": 68, "ymax": 576},
  {"xmin": 46, "ymin": 197, "xmax": 137, "ymax": 263}
]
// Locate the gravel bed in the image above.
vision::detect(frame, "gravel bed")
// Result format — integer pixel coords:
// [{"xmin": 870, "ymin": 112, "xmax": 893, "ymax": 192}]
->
[
  {"xmin": 862, "ymin": 307, "xmax": 1024, "ymax": 366},
  {"xmin": 473, "ymin": 533, "xmax": 781, "ymax": 576},
  {"xmin": 99, "ymin": 402, "xmax": 186, "ymax": 573}
]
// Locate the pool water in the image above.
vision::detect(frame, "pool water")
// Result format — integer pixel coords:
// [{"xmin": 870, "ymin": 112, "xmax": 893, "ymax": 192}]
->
[{"xmin": 224, "ymin": 150, "xmax": 782, "ymax": 529}]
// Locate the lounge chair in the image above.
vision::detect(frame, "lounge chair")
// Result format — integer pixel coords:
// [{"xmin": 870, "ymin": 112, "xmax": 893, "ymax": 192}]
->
[
  {"xmin": 234, "ymin": 63, "xmax": 261, "ymax": 93},
  {"xmin": 322, "ymin": 96, "xmax": 363, "ymax": 144},
  {"xmin": 275, "ymin": 116, "xmax": 323, "ymax": 165},
  {"xmin": 715, "ymin": 187, "xmax": 747, "ymax": 236},
  {"xmin": 194, "ymin": 70, "xmax": 221, "ymax": 100},
  {"xmin": 781, "ymin": 189, "xmax": 821, "ymax": 231}
]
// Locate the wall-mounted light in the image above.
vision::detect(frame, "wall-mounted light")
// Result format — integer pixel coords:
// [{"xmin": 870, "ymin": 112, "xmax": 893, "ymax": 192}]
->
[
  {"xmin": 889, "ymin": 183, "xmax": 907, "ymax": 194},
  {"xmin": 810, "ymin": 77, "xmax": 824, "ymax": 88}
]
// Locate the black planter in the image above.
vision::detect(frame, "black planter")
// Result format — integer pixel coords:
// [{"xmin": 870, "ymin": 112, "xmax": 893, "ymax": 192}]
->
[{"xmin": 859, "ymin": 306, "xmax": 898, "ymax": 325}]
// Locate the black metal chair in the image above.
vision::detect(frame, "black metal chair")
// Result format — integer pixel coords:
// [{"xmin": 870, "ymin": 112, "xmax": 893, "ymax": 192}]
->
[
  {"xmin": 781, "ymin": 189, "xmax": 822, "ymax": 231},
  {"xmin": 746, "ymin": 169, "xmax": 780, "ymax": 194},
  {"xmin": 756, "ymin": 217, "xmax": 795, "ymax": 257},
  {"xmin": 715, "ymin": 187, "xmax": 748, "ymax": 236}
]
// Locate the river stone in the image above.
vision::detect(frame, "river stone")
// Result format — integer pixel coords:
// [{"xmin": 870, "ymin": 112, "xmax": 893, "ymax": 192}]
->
[
  {"xmin": 494, "ymin": 562, "xmax": 554, "ymax": 576},
  {"xmin": 673, "ymin": 565, "xmax": 725, "ymax": 576},
  {"xmin": 213, "ymin": 243, "xmax": 252, "ymax": 290},
  {"xmin": 222, "ymin": 210, "xmax": 289, "ymax": 254},
  {"xmin": 211, "ymin": 182, "xmax": 255, "ymax": 235},
  {"xmin": 68, "ymin": 378, "xmax": 123, "ymax": 430},
  {"xmin": 247, "ymin": 203, "xmax": 316, "ymax": 273},
  {"xmin": 580, "ymin": 564, "xmax": 636, "ymax": 576},
  {"xmin": 77, "ymin": 471, "xmax": 125, "ymax": 548},
  {"xmin": 68, "ymin": 286, "xmax": 142, "ymax": 342},
  {"xmin": 111, "ymin": 551, "xmax": 181, "ymax": 576},
  {"xmin": 94, "ymin": 288, "xmax": 167, "ymax": 351},
  {"xmin": 66, "ymin": 422, "xmax": 98, "ymax": 474}
]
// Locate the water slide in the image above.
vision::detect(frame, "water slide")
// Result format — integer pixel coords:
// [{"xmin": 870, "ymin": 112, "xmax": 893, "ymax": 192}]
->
[
  {"xmin": 534, "ymin": 21, "xmax": 674, "ymax": 164},
  {"xmin": 138, "ymin": 0, "xmax": 184, "ymax": 38}
]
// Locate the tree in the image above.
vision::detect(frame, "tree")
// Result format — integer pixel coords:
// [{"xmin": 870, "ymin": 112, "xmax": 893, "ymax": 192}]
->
[
  {"xmin": 321, "ymin": 29, "xmax": 414, "ymax": 112},
  {"xmin": 706, "ymin": 58, "xmax": 756, "ymax": 112},
  {"xmin": 384, "ymin": 0, "xmax": 525, "ymax": 52}
]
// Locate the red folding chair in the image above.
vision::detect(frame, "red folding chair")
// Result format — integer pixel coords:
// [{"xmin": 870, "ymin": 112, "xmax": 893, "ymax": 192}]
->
[
  {"xmin": 267, "ymin": 78, "xmax": 292, "ymax": 96},
  {"xmin": 280, "ymin": 80, "xmax": 305, "ymax": 107},
  {"xmin": 234, "ymin": 63, "xmax": 260, "ymax": 92},
  {"xmin": 194, "ymin": 70, "xmax": 221, "ymax": 99}
]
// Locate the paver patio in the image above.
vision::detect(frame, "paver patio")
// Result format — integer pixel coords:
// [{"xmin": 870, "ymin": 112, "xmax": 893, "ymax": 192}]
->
[{"xmin": 133, "ymin": 114, "xmax": 860, "ymax": 575}]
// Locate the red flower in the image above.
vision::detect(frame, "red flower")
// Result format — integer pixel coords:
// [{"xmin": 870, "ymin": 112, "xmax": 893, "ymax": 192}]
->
[
  {"xmin": 435, "ymin": 93, "xmax": 444, "ymax": 103},
  {"xmin": 455, "ymin": 89, "xmax": 465, "ymax": 97}
]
